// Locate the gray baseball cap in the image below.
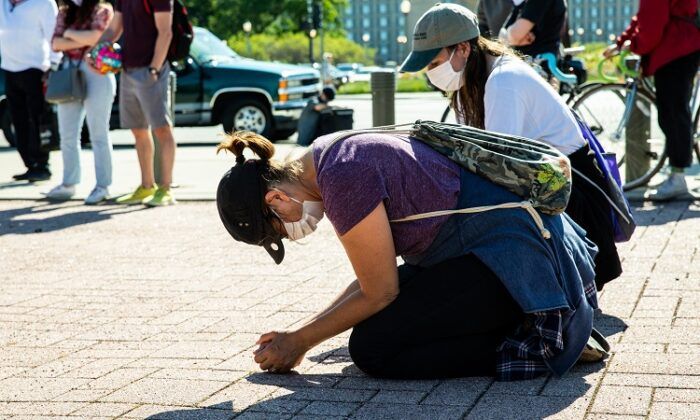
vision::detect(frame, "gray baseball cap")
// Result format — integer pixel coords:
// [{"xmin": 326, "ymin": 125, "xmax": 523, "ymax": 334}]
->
[{"xmin": 400, "ymin": 3, "xmax": 480, "ymax": 73}]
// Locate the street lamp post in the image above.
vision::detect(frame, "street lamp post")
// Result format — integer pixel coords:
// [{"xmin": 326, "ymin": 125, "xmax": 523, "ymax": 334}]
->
[
  {"xmin": 362, "ymin": 33, "xmax": 370, "ymax": 64},
  {"xmin": 309, "ymin": 29, "xmax": 317, "ymax": 64},
  {"xmin": 399, "ymin": 1, "xmax": 411, "ymax": 63},
  {"xmin": 397, "ymin": 35, "xmax": 408, "ymax": 64},
  {"xmin": 242, "ymin": 21, "xmax": 252, "ymax": 56},
  {"xmin": 576, "ymin": 27, "xmax": 585, "ymax": 43}
]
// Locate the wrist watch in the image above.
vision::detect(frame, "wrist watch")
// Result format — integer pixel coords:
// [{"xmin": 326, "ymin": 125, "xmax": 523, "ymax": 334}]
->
[{"xmin": 148, "ymin": 67, "xmax": 159, "ymax": 76}]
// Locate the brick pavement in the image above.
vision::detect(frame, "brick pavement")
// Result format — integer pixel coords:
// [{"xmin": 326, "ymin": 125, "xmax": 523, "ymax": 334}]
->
[{"xmin": 0, "ymin": 200, "xmax": 698, "ymax": 419}]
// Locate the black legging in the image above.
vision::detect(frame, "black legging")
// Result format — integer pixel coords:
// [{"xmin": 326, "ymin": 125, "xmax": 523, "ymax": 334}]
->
[
  {"xmin": 655, "ymin": 50, "xmax": 700, "ymax": 169},
  {"xmin": 348, "ymin": 254, "xmax": 524, "ymax": 379}
]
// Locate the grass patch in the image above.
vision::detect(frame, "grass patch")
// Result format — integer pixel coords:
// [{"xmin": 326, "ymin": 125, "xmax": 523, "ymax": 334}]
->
[
  {"xmin": 575, "ymin": 42, "xmax": 626, "ymax": 83},
  {"xmin": 338, "ymin": 76, "xmax": 433, "ymax": 95}
]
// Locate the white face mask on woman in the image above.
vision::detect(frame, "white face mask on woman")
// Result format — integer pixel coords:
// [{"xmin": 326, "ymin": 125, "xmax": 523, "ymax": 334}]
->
[
  {"xmin": 426, "ymin": 48, "xmax": 465, "ymax": 92},
  {"xmin": 271, "ymin": 194, "xmax": 325, "ymax": 241}
]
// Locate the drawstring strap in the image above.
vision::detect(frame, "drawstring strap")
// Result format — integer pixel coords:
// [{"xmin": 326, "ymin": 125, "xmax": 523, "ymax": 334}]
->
[
  {"xmin": 571, "ymin": 167, "xmax": 632, "ymax": 225},
  {"xmin": 318, "ymin": 123, "xmax": 416, "ymax": 165},
  {"xmin": 391, "ymin": 200, "xmax": 552, "ymax": 239}
]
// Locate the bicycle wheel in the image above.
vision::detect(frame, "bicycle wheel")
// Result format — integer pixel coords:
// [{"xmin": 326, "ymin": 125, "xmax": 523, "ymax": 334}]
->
[{"xmin": 571, "ymin": 83, "xmax": 666, "ymax": 190}]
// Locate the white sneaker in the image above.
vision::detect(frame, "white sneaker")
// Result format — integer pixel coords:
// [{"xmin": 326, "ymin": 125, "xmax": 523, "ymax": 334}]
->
[
  {"xmin": 44, "ymin": 184, "xmax": 75, "ymax": 201},
  {"xmin": 85, "ymin": 186, "xmax": 110, "ymax": 205},
  {"xmin": 646, "ymin": 173, "xmax": 688, "ymax": 201}
]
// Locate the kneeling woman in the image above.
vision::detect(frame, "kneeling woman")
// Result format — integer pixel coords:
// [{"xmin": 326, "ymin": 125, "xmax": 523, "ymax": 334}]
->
[
  {"xmin": 401, "ymin": 3, "xmax": 622, "ymax": 289},
  {"xmin": 215, "ymin": 128, "xmax": 600, "ymax": 381}
]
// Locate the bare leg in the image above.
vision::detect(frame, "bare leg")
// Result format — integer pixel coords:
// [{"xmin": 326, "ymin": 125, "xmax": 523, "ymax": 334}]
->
[
  {"xmin": 131, "ymin": 128, "xmax": 155, "ymax": 188},
  {"xmin": 152, "ymin": 124, "xmax": 176, "ymax": 189}
]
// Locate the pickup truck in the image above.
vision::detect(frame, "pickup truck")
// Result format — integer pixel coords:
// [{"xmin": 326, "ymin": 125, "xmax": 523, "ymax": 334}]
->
[{"xmin": 0, "ymin": 26, "xmax": 321, "ymax": 146}]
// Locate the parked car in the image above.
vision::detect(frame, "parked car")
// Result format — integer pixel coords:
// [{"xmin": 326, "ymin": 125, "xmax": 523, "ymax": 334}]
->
[
  {"xmin": 0, "ymin": 27, "xmax": 321, "ymax": 146},
  {"xmin": 336, "ymin": 62, "xmax": 361, "ymax": 75},
  {"xmin": 346, "ymin": 66, "xmax": 396, "ymax": 83},
  {"xmin": 170, "ymin": 27, "xmax": 321, "ymax": 139},
  {"xmin": 298, "ymin": 62, "xmax": 348, "ymax": 89}
]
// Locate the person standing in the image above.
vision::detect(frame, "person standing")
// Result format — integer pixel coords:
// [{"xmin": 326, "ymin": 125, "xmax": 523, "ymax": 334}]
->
[
  {"xmin": 45, "ymin": 0, "xmax": 116, "ymax": 204},
  {"xmin": 92, "ymin": 0, "xmax": 177, "ymax": 206},
  {"xmin": 605, "ymin": 0, "xmax": 700, "ymax": 200},
  {"xmin": 0, "ymin": 0, "xmax": 62, "ymax": 182},
  {"xmin": 501, "ymin": 0, "xmax": 567, "ymax": 58},
  {"xmin": 477, "ymin": 0, "xmax": 513, "ymax": 40}
]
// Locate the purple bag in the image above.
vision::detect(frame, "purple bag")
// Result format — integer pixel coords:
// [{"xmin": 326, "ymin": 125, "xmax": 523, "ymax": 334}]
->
[{"xmin": 575, "ymin": 115, "xmax": 636, "ymax": 242}]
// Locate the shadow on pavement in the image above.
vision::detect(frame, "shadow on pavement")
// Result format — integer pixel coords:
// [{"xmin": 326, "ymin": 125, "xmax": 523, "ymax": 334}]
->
[
  {"xmin": 0, "ymin": 180, "xmax": 43, "ymax": 191},
  {"xmin": 146, "ymin": 346, "xmax": 598, "ymax": 419},
  {"xmin": 593, "ymin": 311, "xmax": 629, "ymax": 339},
  {"xmin": 631, "ymin": 202, "xmax": 700, "ymax": 226},
  {"xmin": 0, "ymin": 202, "xmax": 148, "ymax": 235}
]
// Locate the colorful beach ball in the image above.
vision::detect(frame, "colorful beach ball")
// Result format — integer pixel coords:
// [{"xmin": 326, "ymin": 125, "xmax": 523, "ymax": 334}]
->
[{"xmin": 89, "ymin": 42, "xmax": 122, "ymax": 74}]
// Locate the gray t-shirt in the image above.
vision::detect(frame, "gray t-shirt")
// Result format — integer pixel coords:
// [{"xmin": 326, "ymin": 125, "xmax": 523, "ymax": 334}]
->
[{"xmin": 312, "ymin": 133, "xmax": 460, "ymax": 257}]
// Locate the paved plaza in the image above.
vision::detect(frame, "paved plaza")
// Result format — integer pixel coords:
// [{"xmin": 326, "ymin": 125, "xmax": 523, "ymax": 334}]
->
[
  {"xmin": 1, "ymin": 92, "xmax": 699, "ymax": 419},
  {"xmin": 1, "ymin": 199, "xmax": 699, "ymax": 419}
]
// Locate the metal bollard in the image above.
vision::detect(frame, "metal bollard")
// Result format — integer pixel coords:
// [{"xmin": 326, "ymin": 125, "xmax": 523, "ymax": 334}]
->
[
  {"xmin": 625, "ymin": 98, "xmax": 651, "ymax": 182},
  {"xmin": 153, "ymin": 70, "xmax": 177, "ymax": 185},
  {"xmin": 371, "ymin": 70, "xmax": 396, "ymax": 127}
]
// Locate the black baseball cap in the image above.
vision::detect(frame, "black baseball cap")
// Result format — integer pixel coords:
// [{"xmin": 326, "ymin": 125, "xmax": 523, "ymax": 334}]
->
[{"xmin": 216, "ymin": 156, "xmax": 285, "ymax": 264}]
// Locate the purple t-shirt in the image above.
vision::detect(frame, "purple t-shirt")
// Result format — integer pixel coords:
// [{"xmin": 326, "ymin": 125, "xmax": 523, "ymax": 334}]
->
[
  {"xmin": 312, "ymin": 133, "xmax": 461, "ymax": 257},
  {"xmin": 115, "ymin": 0, "xmax": 172, "ymax": 68}
]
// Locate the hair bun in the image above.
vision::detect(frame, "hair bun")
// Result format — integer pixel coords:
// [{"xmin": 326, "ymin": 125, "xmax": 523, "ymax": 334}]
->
[{"xmin": 217, "ymin": 131, "xmax": 276, "ymax": 162}]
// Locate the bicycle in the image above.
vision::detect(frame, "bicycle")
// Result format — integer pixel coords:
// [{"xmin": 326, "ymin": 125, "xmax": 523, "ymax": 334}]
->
[{"xmin": 571, "ymin": 50, "xmax": 700, "ymax": 190}]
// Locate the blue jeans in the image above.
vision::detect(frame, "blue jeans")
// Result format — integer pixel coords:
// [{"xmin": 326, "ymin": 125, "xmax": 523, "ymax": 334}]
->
[{"xmin": 57, "ymin": 60, "xmax": 116, "ymax": 187}]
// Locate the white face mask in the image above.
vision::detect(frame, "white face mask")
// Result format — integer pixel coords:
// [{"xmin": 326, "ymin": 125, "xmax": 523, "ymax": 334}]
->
[
  {"xmin": 271, "ymin": 193, "xmax": 325, "ymax": 241},
  {"xmin": 426, "ymin": 49, "xmax": 465, "ymax": 92},
  {"xmin": 70, "ymin": 0, "xmax": 83, "ymax": 5}
]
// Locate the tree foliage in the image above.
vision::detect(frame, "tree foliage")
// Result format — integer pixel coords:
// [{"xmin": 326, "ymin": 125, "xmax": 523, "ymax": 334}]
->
[
  {"xmin": 228, "ymin": 32, "xmax": 375, "ymax": 66},
  {"xmin": 186, "ymin": 0, "xmax": 348, "ymax": 41}
]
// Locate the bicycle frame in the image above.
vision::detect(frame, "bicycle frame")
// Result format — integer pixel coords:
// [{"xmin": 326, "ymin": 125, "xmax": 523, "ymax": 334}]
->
[{"xmin": 601, "ymin": 52, "xmax": 650, "ymax": 145}]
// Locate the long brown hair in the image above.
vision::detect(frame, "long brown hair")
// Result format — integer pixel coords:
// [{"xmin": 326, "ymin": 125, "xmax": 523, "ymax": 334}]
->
[
  {"xmin": 449, "ymin": 37, "xmax": 518, "ymax": 129},
  {"xmin": 61, "ymin": 0, "xmax": 101, "ymax": 28}
]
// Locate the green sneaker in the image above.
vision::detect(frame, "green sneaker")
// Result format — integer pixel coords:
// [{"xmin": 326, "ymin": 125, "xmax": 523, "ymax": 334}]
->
[
  {"xmin": 143, "ymin": 187, "xmax": 176, "ymax": 207},
  {"xmin": 116, "ymin": 185, "xmax": 157, "ymax": 205}
]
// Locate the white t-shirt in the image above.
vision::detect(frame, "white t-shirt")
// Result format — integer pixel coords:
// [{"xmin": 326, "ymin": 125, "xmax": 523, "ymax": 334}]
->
[
  {"xmin": 0, "ymin": 0, "xmax": 61, "ymax": 72},
  {"xmin": 482, "ymin": 55, "xmax": 585, "ymax": 156}
]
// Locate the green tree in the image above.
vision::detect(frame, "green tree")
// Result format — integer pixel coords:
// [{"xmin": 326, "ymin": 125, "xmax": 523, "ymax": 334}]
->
[
  {"xmin": 186, "ymin": 0, "xmax": 347, "ymax": 41},
  {"xmin": 228, "ymin": 32, "xmax": 373, "ymax": 65}
]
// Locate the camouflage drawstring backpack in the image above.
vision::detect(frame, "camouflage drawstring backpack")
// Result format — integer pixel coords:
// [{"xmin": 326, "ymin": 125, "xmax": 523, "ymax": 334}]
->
[
  {"xmin": 410, "ymin": 120, "xmax": 572, "ymax": 215},
  {"xmin": 320, "ymin": 120, "xmax": 572, "ymax": 217}
]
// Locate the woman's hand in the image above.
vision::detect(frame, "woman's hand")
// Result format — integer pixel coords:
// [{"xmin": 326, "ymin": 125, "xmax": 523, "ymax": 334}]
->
[
  {"xmin": 84, "ymin": 53, "xmax": 103, "ymax": 75},
  {"xmin": 253, "ymin": 331, "xmax": 309, "ymax": 373},
  {"xmin": 523, "ymin": 32, "xmax": 536, "ymax": 46},
  {"xmin": 603, "ymin": 44, "xmax": 619, "ymax": 59}
]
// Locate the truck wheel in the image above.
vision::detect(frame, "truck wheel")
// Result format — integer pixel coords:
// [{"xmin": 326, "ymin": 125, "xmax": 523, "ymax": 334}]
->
[
  {"xmin": 1, "ymin": 104, "xmax": 16, "ymax": 147},
  {"xmin": 221, "ymin": 99, "xmax": 272, "ymax": 137}
]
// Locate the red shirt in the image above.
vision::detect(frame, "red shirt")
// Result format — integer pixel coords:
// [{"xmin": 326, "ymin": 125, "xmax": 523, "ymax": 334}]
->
[
  {"xmin": 115, "ymin": 0, "xmax": 172, "ymax": 68},
  {"xmin": 617, "ymin": 0, "xmax": 700, "ymax": 76}
]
